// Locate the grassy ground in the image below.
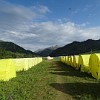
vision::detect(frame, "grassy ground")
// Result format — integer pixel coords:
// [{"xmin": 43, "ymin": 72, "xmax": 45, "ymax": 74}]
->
[
  {"xmin": 0, "ymin": 60, "xmax": 56, "ymax": 100},
  {"xmin": 50, "ymin": 61, "xmax": 100, "ymax": 100},
  {"xmin": 0, "ymin": 59, "xmax": 100, "ymax": 100}
]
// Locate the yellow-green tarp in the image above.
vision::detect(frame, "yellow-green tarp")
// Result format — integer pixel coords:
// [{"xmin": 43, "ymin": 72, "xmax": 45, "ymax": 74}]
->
[
  {"xmin": 69, "ymin": 56, "xmax": 73, "ymax": 66},
  {"xmin": 72, "ymin": 56, "xmax": 77, "ymax": 68},
  {"xmin": 65, "ymin": 56, "xmax": 68, "ymax": 64},
  {"xmin": 0, "ymin": 57, "xmax": 43, "ymax": 81},
  {"xmin": 13, "ymin": 58, "xmax": 25, "ymax": 72},
  {"xmin": 24, "ymin": 58, "xmax": 29, "ymax": 71},
  {"xmin": 89, "ymin": 53, "xmax": 100, "ymax": 79},
  {"xmin": 75, "ymin": 55, "xmax": 79, "ymax": 69},
  {"xmin": 0, "ymin": 59, "xmax": 16, "ymax": 81},
  {"xmin": 79, "ymin": 54, "xmax": 90, "ymax": 73}
]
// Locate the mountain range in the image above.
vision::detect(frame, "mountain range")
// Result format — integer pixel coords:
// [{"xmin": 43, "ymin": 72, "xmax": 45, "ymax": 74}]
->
[
  {"xmin": 50, "ymin": 39, "xmax": 100, "ymax": 57},
  {"xmin": 1, "ymin": 39, "xmax": 100, "ymax": 58},
  {"xmin": 35, "ymin": 45, "xmax": 59, "ymax": 57},
  {"xmin": 0, "ymin": 41, "xmax": 38, "ymax": 58}
]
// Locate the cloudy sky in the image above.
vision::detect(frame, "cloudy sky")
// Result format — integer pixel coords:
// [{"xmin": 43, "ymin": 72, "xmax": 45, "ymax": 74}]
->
[{"xmin": 0, "ymin": 0, "xmax": 100, "ymax": 51}]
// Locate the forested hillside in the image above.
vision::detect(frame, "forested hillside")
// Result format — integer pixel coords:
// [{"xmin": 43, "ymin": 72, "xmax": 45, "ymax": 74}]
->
[
  {"xmin": 0, "ymin": 41, "xmax": 38, "ymax": 58},
  {"xmin": 50, "ymin": 39, "xmax": 100, "ymax": 56}
]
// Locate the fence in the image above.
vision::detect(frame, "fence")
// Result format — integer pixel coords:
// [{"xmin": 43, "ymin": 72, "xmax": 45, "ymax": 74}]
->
[
  {"xmin": 0, "ymin": 57, "xmax": 42, "ymax": 81},
  {"xmin": 60, "ymin": 53, "xmax": 100, "ymax": 79}
]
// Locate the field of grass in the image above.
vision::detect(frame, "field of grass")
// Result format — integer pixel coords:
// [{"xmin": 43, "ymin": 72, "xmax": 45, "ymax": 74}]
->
[
  {"xmin": 0, "ymin": 60, "xmax": 56, "ymax": 100},
  {"xmin": 0, "ymin": 59, "xmax": 100, "ymax": 100},
  {"xmin": 50, "ymin": 61, "xmax": 100, "ymax": 100}
]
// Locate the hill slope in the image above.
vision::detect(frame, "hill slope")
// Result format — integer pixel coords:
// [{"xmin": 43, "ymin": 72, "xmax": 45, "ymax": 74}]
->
[
  {"xmin": 50, "ymin": 39, "xmax": 100, "ymax": 57},
  {"xmin": 0, "ymin": 41, "xmax": 38, "ymax": 58},
  {"xmin": 35, "ymin": 45, "xmax": 59, "ymax": 57}
]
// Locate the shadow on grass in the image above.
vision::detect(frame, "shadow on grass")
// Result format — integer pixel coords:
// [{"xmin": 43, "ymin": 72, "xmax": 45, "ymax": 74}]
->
[
  {"xmin": 49, "ymin": 61, "xmax": 93, "ymax": 79},
  {"xmin": 49, "ymin": 61, "xmax": 100, "ymax": 99},
  {"xmin": 50, "ymin": 82, "xmax": 100, "ymax": 99}
]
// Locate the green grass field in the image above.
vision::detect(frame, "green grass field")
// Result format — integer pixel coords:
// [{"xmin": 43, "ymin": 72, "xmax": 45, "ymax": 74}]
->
[
  {"xmin": 0, "ymin": 59, "xmax": 100, "ymax": 100},
  {"xmin": 0, "ymin": 60, "xmax": 56, "ymax": 100},
  {"xmin": 50, "ymin": 61, "xmax": 100, "ymax": 100}
]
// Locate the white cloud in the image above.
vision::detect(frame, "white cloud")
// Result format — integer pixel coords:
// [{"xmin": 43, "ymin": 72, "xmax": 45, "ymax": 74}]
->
[
  {"xmin": 0, "ymin": 1, "xmax": 100, "ymax": 51},
  {"xmin": 32, "ymin": 5, "xmax": 50, "ymax": 14},
  {"xmin": 13, "ymin": 21, "xmax": 100, "ymax": 51}
]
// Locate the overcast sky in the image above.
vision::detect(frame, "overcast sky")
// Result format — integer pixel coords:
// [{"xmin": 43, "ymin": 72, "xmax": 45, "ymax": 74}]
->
[{"xmin": 0, "ymin": 0, "xmax": 100, "ymax": 51}]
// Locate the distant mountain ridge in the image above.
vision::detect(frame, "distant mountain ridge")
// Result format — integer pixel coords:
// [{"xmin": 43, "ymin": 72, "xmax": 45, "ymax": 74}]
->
[
  {"xmin": 50, "ymin": 39, "xmax": 100, "ymax": 57},
  {"xmin": 0, "ymin": 41, "xmax": 38, "ymax": 58},
  {"xmin": 35, "ymin": 45, "xmax": 59, "ymax": 57}
]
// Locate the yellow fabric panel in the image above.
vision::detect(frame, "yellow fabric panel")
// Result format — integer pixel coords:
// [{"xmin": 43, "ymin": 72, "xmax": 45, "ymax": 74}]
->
[
  {"xmin": 64, "ymin": 56, "xmax": 66, "ymax": 63},
  {"xmin": 35, "ymin": 58, "xmax": 38, "ymax": 65},
  {"xmin": 40, "ymin": 57, "xmax": 43, "ymax": 63},
  {"xmin": 0, "ymin": 57, "xmax": 42, "ymax": 81},
  {"xmin": 34, "ymin": 58, "xmax": 37, "ymax": 65},
  {"xmin": 80, "ymin": 54, "xmax": 90, "ymax": 73},
  {"xmin": 65, "ymin": 56, "xmax": 68, "ymax": 64},
  {"xmin": 70, "ymin": 56, "xmax": 73, "ymax": 66},
  {"xmin": 0, "ymin": 59, "xmax": 16, "ymax": 81},
  {"xmin": 66, "ymin": 56, "xmax": 69, "ymax": 64},
  {"xmin": 6, "ymin": 59, "xmax": 16, "ymax": 80},
  {"xmin": 61, "ymin": 56, "xmax": 64, "ymax": 62},
  {"xmin": 32, "ymin": 58, "xmax": 35, "ymax": 66},
  {"xmin": 63, "ymin": 56, "xmax": 66, "ymax": 63},
  {"xmin": 31, "ymin": 58, "xmax": 34, "ymax": 68},
  {"xmin": 78, "ymin": 55, "xmax": 83, "ymax": 68},
  {"xmin": 13, "ymin": 58, "xmax": 25, "ymax": 72},
  {"xmin": 38, "ymin": 57, "xmax": 42, "ymax": 63},
  {"xmin": 67, "ymin": 56, "xmax": 69, "ymax": 64},
  {"xmin": 67, "ymin": 56, "xmax": 70, "ymax": 65},
  {"xmin": 75, "ymin": 55, "xmax": 79, "ymax": 68},
  {"xmin": 61, "ymin": 56, "xmax": 64, "ymax": 63},
  {"xmin": 27, "ymin": 57, "xmax": 42, "ymax": 69},
  {"xmin": 60, "ymin": 56, "xmax": 63, "ymax": 62},
  {"xmin": 24, "ymin": 58, "xmax": 29, "ymax": 71},
  {"xmin": 89, "ymin": 53, "xmax": 100, "ymax": 79},
  {"xmin": 61, "ymin": 56, "xmax": 65, "ymax": 63},
  {"xmin": 60, "ymin": 54, "xmax": 100, "ymax": 79},
  {"xmin": 0, "ymin": 59, "xmax": 9, "ymax": 81},
  {"xmin": 72, "ymin": 56, "xmax": 76, "ymax": 68},
  {"xmin": 38, "ymin": 57, "xmax": 41, "ymax": 63},
  {"xmin": 60, "ymin": 56, "xmax": 69, "ymax": 65},
  {"xmin": 37, "ymin": 57, "xmax": 41, "ymax": 64},
  {"xmin": 81, "ymin": 55, "xmax": 90, "ymax": 66},
  {"xmin": 70, "ymin": 56, "xmax": 73, "ymax": 67},
  {"xmin": 28, "ymin": 58, "xmax": 33, "ymax": 68}
]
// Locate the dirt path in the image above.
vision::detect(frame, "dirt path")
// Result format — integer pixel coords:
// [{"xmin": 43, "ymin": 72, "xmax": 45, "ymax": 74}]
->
[
  {"xmin": 55, "ymin": 73, "xmax": 74, "ymax": 100},
  {"xmin": 49, "ymin": 60, "xmax": 75, "ymax": 100},
  {"xmin": 48, "ymin": 60, "xmax": 100, "ymax": 100}
]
